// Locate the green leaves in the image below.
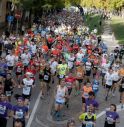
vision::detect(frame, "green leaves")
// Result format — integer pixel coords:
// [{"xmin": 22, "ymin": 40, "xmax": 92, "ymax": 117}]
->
[{"xmin": 11, "ymin": 0, "xmax": 124, "ymax": 11}]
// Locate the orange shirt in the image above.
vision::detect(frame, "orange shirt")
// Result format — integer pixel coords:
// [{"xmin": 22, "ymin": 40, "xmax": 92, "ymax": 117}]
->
[
  {"xmin": 42, "ymin": 45, "xmax": 48, "ymax": 52},
  {"xmin": 76, "ymin": 66, "xmax": 85, "ymax": 79},
  {"xmin": 119, "ymin": 68, "xmax": 124, "ymax": 77},
  {"xmin": 82, "ymin": 86, "xmax": 92, "ymax": 98}
]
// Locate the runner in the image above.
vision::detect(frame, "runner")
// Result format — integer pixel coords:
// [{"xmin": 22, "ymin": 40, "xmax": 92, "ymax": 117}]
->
[
  {"xmin": 22, "ymin": 73, "xmax": 34, "ymax": 107},
  {"xmin": 75, "ymin": 63, "xmax": 85, "ymax": 95},
  {"xmin": 67, "ymin": 119, "xmax": 76, "ymax": 127},
  {"xmin": 104, "ymin": 104, "xmax": 119, "ymax": 127},
  {"xmin": 82, "ymin": 91, "xmax": 99, "ymax": 113},
  {"xmin": 82, "ymin": 82, "xmax": 93, "ymax": 103},
  {"xmin": 5, "ymin": 51, "xmax": 16, "ymax": 73},
  {"xmin": 12, "ymin": 97, "xmax": 29, "ymax": 127},
  {"xmin": 43, "ymin": 64, "xmax": 51, "ymax": 95},
  {"xmin": 85, "ymin": 59, "xmax": 92, "ymax": 81},
  {"xmin": 92, "ymin": 76, "xmax": 100, "ymax": 95},
  {"xmin": 57, "ymin": 59, "xmax": 68, "ymax": 83},
  {"xmin": 15, "ymin": 59, "xmax": 24, "ymax": 88},
  {"xmin": 65, "ymin": 72, "xmax": 76, "ymax": 108},
  {"xmin": 4, "ymin": 73, "xmax": 17, "ymax": 102},
  {"xmin": 0, "ymin": 93, "xmax": 12, "ymax": 127},
  {"xmin": 79, "ymin": 107, "xmax": 96, "ymax": 127},
  {"xmin": 53, "ymin": 79, "xmax": 68, "ymax": 121},
  {"xmin": 118, "ymin": 77, "xmax": 124, "ymax": 108},
  {"xmin": 104, "ymin": 69, "xmax": 114, "ymax": 101}
]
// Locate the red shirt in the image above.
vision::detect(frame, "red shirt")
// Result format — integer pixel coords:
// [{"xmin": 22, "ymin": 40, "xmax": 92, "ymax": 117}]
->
[
  {"xmin": 65, "ymin": 76, "xmax": 76, "ymax": 89},
  {"xmin": 25, "ymin": 68, "xmax": 36, "ymax": 80},
  {"xmin": 52, "ymin": 49, "xmax": 60, "ymax": 56},
  {"xmin": 16, "ymin": 62, "xmax": 23, "ymax": 73},
  {"xmin": 47, "ymin": 37, "xmax": 54, "ymax": 43},
  {"xmin": 56, "ymin": 44, "xmax": 62, "ymax": 50},
  {"xmin": 73, "ymin": 44, "xmax": 79, "ymax": 50}
]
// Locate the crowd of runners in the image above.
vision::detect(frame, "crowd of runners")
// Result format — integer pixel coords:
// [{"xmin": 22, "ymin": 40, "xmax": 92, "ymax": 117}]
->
[{"xmin": 0, "ymin": 8, "xmax": 124, "ymax": 127}]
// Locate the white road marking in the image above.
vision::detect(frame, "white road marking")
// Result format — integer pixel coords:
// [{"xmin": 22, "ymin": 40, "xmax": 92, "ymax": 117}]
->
[
  {"xmin": 97, "ymin": 104, "xmax": 123, "ymax": 119},
  {"xmin": 26, "ymin": 93, "xmax": 41, "ymax": 127}
]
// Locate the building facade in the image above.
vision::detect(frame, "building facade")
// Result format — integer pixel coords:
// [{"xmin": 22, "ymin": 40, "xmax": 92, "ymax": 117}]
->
[{"xmin": 0, "ymin": 0, "xmax": 7, "ymax": 27}]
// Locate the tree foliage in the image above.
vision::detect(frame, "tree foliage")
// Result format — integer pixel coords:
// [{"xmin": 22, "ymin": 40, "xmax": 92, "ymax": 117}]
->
[{"xmin": 11, "ymin": 0, "xmax": 124, "ymax": 11}]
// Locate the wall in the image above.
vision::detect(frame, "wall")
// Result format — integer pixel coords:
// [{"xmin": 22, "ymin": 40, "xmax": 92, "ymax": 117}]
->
[{"xmin": 0, "ymin": 0, "xmax": 7, "ymax": 28}]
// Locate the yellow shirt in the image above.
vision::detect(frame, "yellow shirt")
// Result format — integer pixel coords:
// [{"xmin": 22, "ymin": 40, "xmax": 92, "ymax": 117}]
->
[
  {"xmin": 79, "ymin": 113, "xmax": 96, "ymax": 121},
  {"xmin": 57, "ymin": 64, "xmax": 68, "ymax": 75}
]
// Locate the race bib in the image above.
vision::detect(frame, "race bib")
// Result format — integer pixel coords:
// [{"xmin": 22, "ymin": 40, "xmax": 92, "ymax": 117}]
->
[
  {"xmin": 0, "ymin": 67, "xmax": 4, "ymax": 73},
  {"xmin": 44, "ymin": 75, "xmax": 49, "ymax": 80},
  {"xmin": 66, "ymin": 82, "xmax": 72, "ymax": 88},
  {"xmin": 61, "ymin": 67, "xmax": 66, "ymax": 71},
  {"xmin": 23, "ymin": 86, "xmax": 31, "ymax": 95},
  {"xmin": 107, "ymin": 117, "xmax": 113, "ymax": 124},
  {"xmin": 0, "ymin": 105, "xmax": 6, "ymax": 115},
  {"xmin": 108, "ymin": 79, "xmax": 112, "ymax": 83},
  {"xmin": 23, "ymin": 63, "xmax": 28, "ymax": 66},
  {"xmin": 122, "ymin": 83, "xmax": 124, "ymax": 88},
  {"xmin": 83, "ymin": 92, "xmax": 89, "ymax": 98},
  {"xmin": 15, "ymin": 111, "xmax": 23, "ymax": 119},
  {"xmin": 17, "ymin": 67, "xmax": 22, "ymax": 72},
  {"xmin": 59, "ymin": 75, "xmax": 64, "ymax": 79},
  {"xmin": 86, "ymin": 122, "xmax": 93, "ymax": 127},
  {"xmin": 6, "ymin": 91, "xmax": 12, "ymax": 96},
  {"xmin": 8, "ymin": 61, "xmax": 13, "ymax": 66},
  {"xmin": 77, "ymin": 72, "xmax": 82, "ymax": 77}
]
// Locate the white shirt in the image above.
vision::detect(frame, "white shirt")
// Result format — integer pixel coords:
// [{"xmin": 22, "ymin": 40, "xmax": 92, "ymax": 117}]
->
[
  {"xmin": 6, "ymin": 55, "xmax": 15, "ymax": 66},
  {"xmin": 85, "ymin": 62, "xmax": 92, "ymax": 71},
  {"xmin": 22, "ymin": 78, "xmax": 34, "ymax": 95},
  {"xmin": 101, "ymin": 64, "xmax": 109, "ymax": 74},
  {"xmin": 105, "ymin": 72, "xmax": 113, "ymax": 86},
  {"xmin": 68, "ymin": 56, "xmax": 75, "ymax": 69},
  {"xmin": 30, "ymin": 44, "xmax": 37, "ymax": 54},
  {"xmin": 55, "ymin": 86, "xmax": 67, "ymax": 103},
  {"xmin": 112, "ymin": 71, "xmax": 119, "ymax": 81},
  {"xmin": 50, "ymin": 61, "xmax": 58, "ymax": 74},
  {"xmin": 21, "ymin": 53, "xmax": 31, "ymax": 65},
  {"xmin": 76, "ymin": 53, "xmax": 84, "ymax": 62},
  {"xmin": 112, "ymin": 64, "xmax": 120, "ymax": 71}
]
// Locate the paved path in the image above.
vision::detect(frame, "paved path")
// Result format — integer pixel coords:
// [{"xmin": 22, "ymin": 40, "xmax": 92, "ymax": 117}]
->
[
  {"xmin": 26, "ymin": 20, "xmax": 124, "ymax": 127},
  {"xmin": 102, "ymin": 20, "xmax": 119, "ymax": 52}
]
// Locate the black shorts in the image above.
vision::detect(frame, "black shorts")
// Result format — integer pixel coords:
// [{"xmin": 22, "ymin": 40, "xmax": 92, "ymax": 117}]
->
[
  {"xmin": 39, "ymin": 74, "xmax": 44, "ymax": 80},
  {"xmin": 113, "ymin": 80, "xmax": 119, "ymax": 84},
  {"xmin": 106, "ymin": 84, "xmax": 112, "ymax": 89},
  {"xmin": 22, "ymin": 94, "xmax": 31, "ymax": 99},
  {"xmin": 68, "ymin": 88, "xmax": 72, "ymax": 95},
  {"xmin": 8, "ymin": 66, "xmax": 13, "ymax": 70},
  {"xmin": 86, "ymin": 70, "xmax": 91, "ymax": 76},
  {"xmin": 104, "ymin": 121, "xmax": 115, "ymax": 127},
  {"xmin": 0, "ymin": 117, "xmax": 7, "ymax": 127},
  {"xmin": 82, "ymin": 97, "xmax": 86, "ymax": 103},
  {"xmin": 77, "ymin": 79, "xmax": 83, "ymax": 83},
  {"xmin": 16, "ymin": 72, "xmax": 22, "ymax": 75},
  {"xmin": 119, "ymin": 87, "xmax": 124, "ymax": 93}
]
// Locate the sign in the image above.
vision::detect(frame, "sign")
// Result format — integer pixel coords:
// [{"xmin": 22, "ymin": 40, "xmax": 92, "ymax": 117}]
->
[
  {"xmin": 15, "ymin": 12, "xmax": 21, "ymax": 19},
  {"xmin": 7, "ymin": 15, "xmax": 14, "ymax": 22}
]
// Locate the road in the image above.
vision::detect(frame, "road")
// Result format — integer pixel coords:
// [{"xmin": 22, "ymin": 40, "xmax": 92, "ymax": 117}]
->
[
  {"xmin": 28, "ymin": 21, "xmax": 124, "ymax": 127},
  {"xmin": 4, "ymin": 20, "xmax": 124, "ymax": 127}
]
